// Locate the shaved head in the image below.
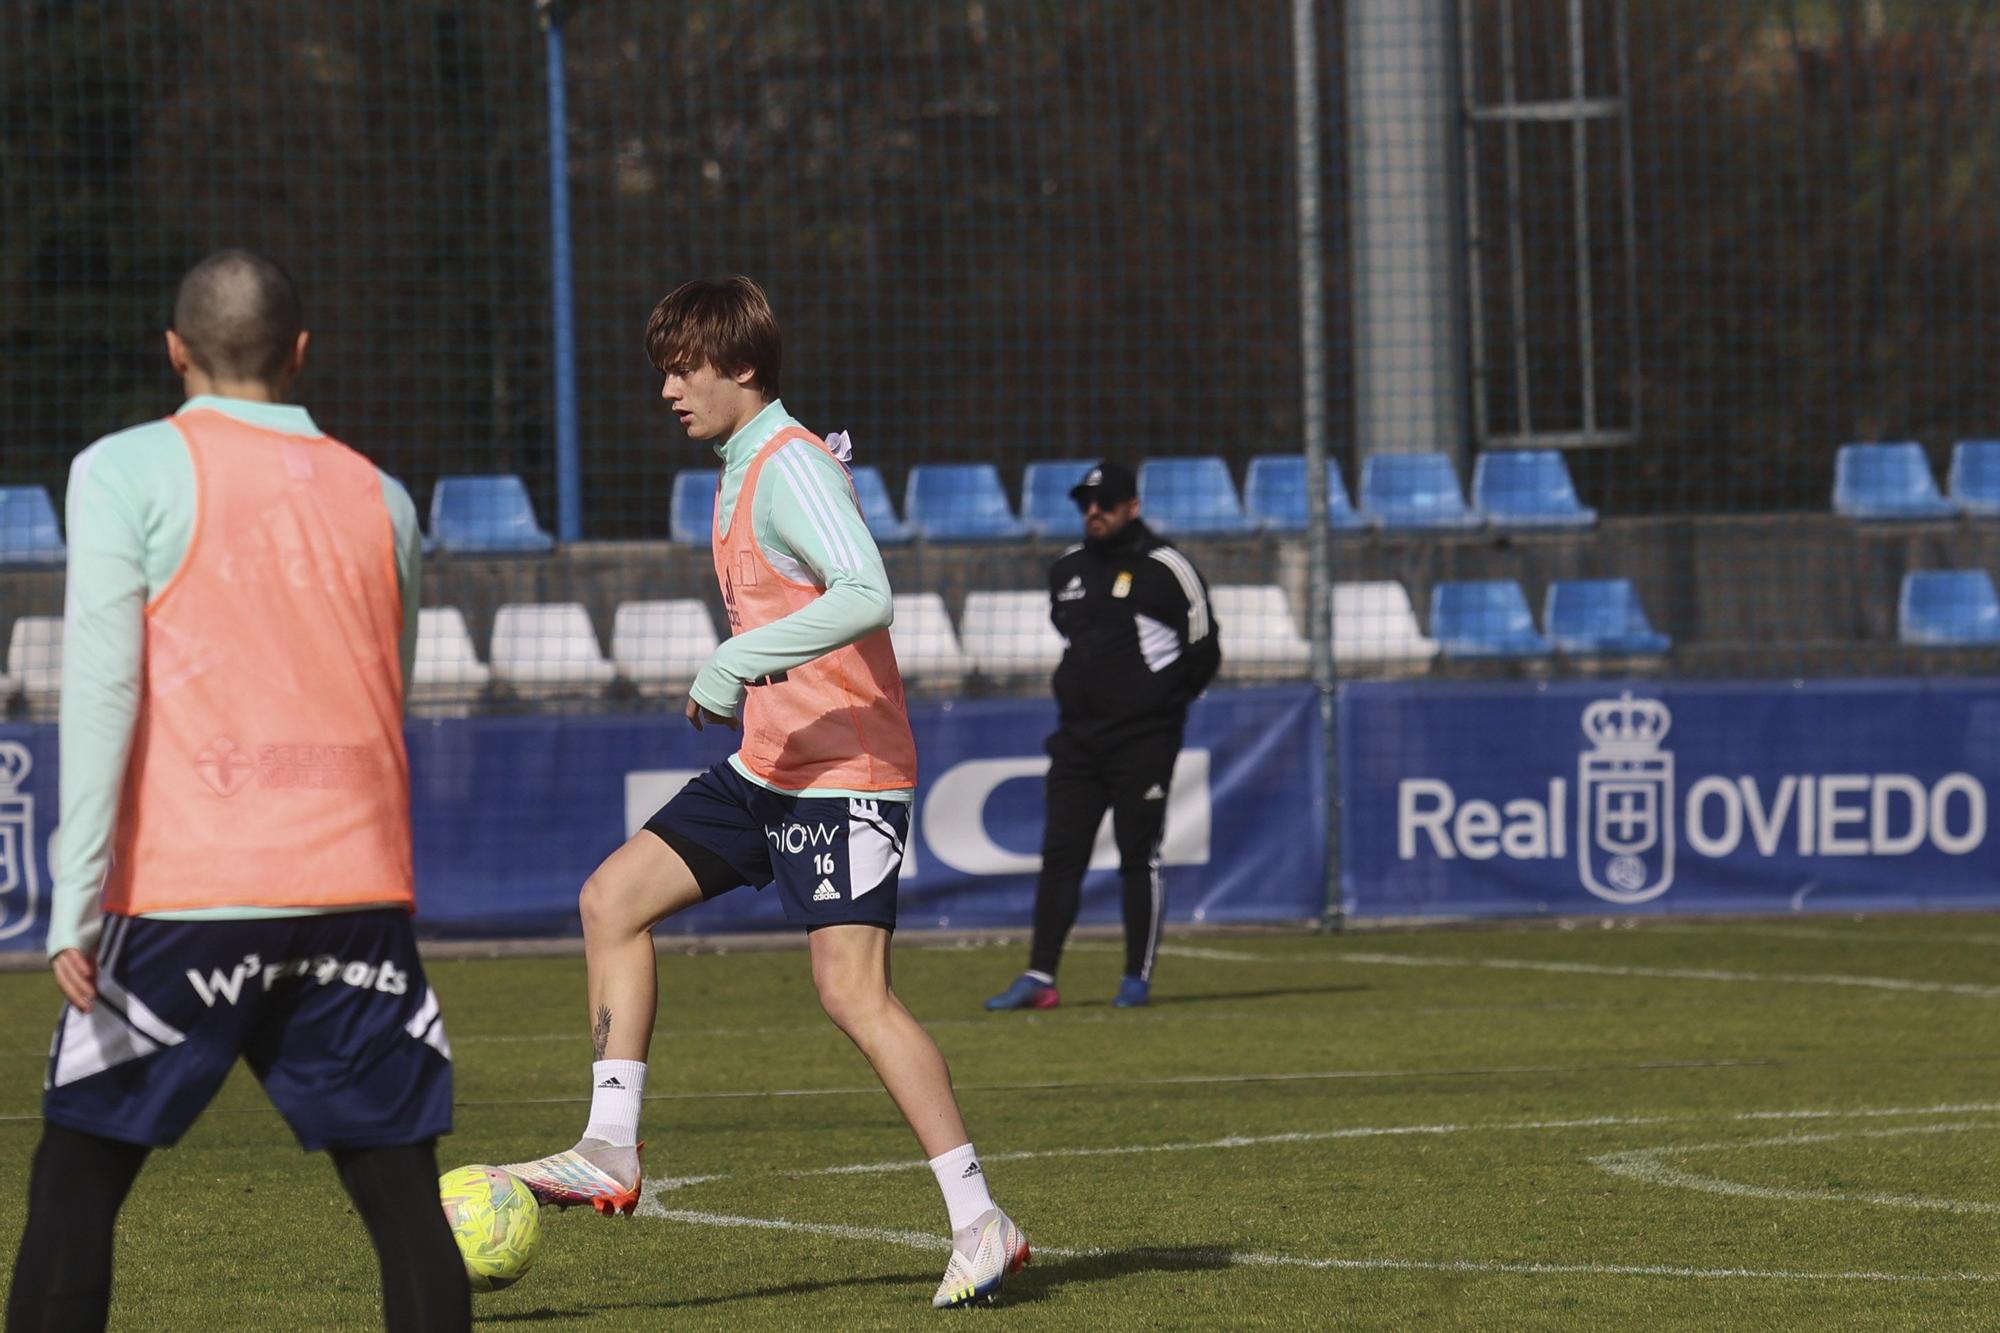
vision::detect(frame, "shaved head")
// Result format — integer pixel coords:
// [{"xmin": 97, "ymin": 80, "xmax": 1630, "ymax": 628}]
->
[{"xmin": 171, "ymin": 249, "xmax": 302, "ymax": 384}]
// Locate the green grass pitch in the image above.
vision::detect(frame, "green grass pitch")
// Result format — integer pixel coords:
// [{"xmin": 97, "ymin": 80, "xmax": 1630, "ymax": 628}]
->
[{"xmin": 0, "ymin": 918, "xmax": 1996, "ymax": 1329}]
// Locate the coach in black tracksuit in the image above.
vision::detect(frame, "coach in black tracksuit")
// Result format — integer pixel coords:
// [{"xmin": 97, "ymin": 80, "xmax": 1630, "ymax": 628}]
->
[{"xmin": 985, "ymin": 461, "xmax": 1220, "ymax": 1012}]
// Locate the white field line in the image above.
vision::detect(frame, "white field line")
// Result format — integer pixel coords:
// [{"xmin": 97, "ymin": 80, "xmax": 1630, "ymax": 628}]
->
[
  {"xmin": 630, "ymin": 1105, "xmax": 2000, "ymax": 1287},
  {"xmin": 445, "ymin": 1000, "xmax": 1555, "ymax": 1044},
  {"xmin": 1338, "ymin": 951, "xmax": 2000, "ymax": 998},
  {"xmin": 436, "ymin": 993, "xmax": 1757, "ymax": 1047},
  {"xmin": 1591, "ymin": 1121, "xmax": 2000, "ymax": 1215},
  {"xmin": 802, "ymin": 1114, "xmax": 1679, "ymax": 1178},
  {"xmin": 1099, "ymin": 941, "xmax": 2000, "ymax": 998},
  {"xmin": 1644, "ymin": 924, "xmax": 2000, "ymax": 947},
  {"xmin": 636, "ymin": 1207, "xmax": 2000, "ymax": 1285},
  {"xmin": 14, "ymin": 1088, "xmax": 1988, "ymax": 1143},
  {"xmin": 1736, "ymin": 1101, "xmax": 2000, "ymax": 1121},
  {"xmin": 6, "ymin": 1082, "xmax": 1989, "ymax": 1132},
  {"xmin": 449, "ymin": 1056, "xmax": 1776, "ymax": 1110},
  {"xmin": 406, "ymin": 940, "xmax": 2000, "ymax": 1052},
  {"xmin": 636, "ymin": 1100, "xmax": 2000, "ymax": 1190},
  {"xmin": 0, "ymin": 1059, "xmax": 1861, "ymax": 1121},
  {"xmin": 1135, "ymin": 943, "xmax": 1273, "ymax": 962}
]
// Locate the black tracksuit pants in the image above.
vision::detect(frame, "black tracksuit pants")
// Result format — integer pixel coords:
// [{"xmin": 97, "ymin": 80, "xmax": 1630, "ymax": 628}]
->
[{"xmin": 1028, "ymin": 726, "xmax": 1179, "ymax": 983}]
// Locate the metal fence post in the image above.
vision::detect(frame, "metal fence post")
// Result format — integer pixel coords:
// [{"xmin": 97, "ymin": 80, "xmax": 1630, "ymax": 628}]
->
[
  {"xmin": 539, "ymin": 0, "xmax": 582, "ymax": 543},
  {"xmin": 1293, "ymin": 0, "xmax": 1340, "ymax": 928}
]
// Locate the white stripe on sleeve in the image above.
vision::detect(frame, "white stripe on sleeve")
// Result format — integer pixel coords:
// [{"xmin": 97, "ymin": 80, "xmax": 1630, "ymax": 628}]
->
[
  {"xmin": 773, "ymin": 443, "xmax": 864, "ymax": 572},
  {"xmin": 1133, "ymin": 612, "xmax": 1184, "ymax": 672},
  {"xmin": 1148, "ymin": 547, "xmax": 1210, "ymax": 641}
]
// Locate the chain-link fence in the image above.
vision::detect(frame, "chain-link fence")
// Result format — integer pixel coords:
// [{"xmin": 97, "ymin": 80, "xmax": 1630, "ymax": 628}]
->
[{"xmin": 7, "ymin": 2, "xmax": 2000, "ymax": 923}]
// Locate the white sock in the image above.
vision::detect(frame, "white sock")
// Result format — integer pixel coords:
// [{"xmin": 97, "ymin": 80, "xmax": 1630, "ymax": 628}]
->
[
  {"xmin": 928, "ymin": 1142, "xmax": 995, "ymax": 1234},
  {"xmin": 582, "ymin": 1060, "xmax": 647, "ymax": 1147}
]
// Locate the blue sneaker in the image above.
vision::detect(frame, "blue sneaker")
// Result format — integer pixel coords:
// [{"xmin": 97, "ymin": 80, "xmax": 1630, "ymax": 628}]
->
[
  {"xmin": 1113, "ymin": 976, "xmax": 1150, "ymax": 1008},
  {"xmin": 984, "ymin": 973, "xmax": 1060, "ymax": 1011}
]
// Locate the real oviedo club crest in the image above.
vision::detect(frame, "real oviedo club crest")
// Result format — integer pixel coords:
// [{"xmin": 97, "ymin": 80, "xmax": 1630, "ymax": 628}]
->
[{"xmin": 1577, "ymin": 693, "xmax": 1674, "ymax": 904}]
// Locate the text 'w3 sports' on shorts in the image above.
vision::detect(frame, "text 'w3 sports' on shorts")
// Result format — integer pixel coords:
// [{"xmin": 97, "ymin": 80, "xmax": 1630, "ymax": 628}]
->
[{"xmin": 44, "ymin": 909, "xmax": 452, "ymax": 1151}]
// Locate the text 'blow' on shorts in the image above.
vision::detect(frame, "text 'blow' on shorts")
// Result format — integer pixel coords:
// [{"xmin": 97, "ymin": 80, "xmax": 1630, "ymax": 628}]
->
[
  {"xmin": 642, "ymin": 761, "xmax": 909, "ymax": 930},
  {"xmin": 43, "ymin": 909, "xmax": 453, "ymax": 1152}
]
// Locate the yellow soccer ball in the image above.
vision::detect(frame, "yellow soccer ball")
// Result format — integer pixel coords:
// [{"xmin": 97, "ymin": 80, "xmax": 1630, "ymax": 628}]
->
[{"xmin": 438, "ymin": 1165, "xmax": 543, "ymax": 1292}]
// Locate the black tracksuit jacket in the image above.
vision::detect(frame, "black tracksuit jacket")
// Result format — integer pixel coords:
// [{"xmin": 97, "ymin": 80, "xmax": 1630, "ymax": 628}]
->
[{"xmin": 1046, "ymin": 518, "xmax": 1221, "ymax": 748}]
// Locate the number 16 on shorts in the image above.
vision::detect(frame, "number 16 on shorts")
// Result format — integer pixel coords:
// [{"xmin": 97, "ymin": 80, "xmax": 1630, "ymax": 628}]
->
[{"xmin": 771, "ymin": 797, "xmax": 907, "ymax": 928}]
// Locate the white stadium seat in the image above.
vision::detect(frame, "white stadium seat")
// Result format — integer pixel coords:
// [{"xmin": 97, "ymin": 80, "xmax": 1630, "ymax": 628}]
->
[
  {"xmin": 1211, "ymin": 584, "xmax": 1311, "ymax": 677},
  {"xmin": 6, "ymin": 615, "xmax": 62, "ymax": 718},
  {"xmin": 612, "ymin": 599, "xmax": 720, "ymax": 695},
  {"xmin": 889, "ymin": 592, "xmax": 970, "ymax": 686},
  {"xmin": 1332, "ymin": 581, "xmax": 1439, "ymax": 667},
  {"xmin": 960, "ymin": 590, "xmax": 1064, "ymax": 678},
  {"xmin": 489, "ymin": 602, "xmax": 616, "ymax": 698},
  {"xmin": 412, "ymin": 607, "xmax": 493, "ymax": 713}
]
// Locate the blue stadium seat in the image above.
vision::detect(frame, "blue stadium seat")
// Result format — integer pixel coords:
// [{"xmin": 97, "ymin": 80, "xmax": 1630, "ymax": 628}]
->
[
  {"xmin": 428, "ymin": 475, "xmax": 554, "ymax": 554},
  {"xmin": 669, "ymin": 469, "xmax": 719, "ymax": 545},
  {"xmin": 849, "ymin": 466, "xmax": 912, "ymax": 545},
  {"xmin": 904, "ymin": 464, "xmax": 1031, "ymax": 541},
  {"xmin": 1832, "ymin": 442, "xmax": 1956, "ymax": 519},
  {"xmin": 1021, "ymin": 459, "xmax": 1097, "ymax": 537},
  {"xmin": 1947, "ymin": 440, "xmax": 2000, "ymax": 517},
  {"xmin": 1430, "ymin": 580, "xmax": 1551, "ymax": 658},
  {"xmin": 1544, "ymin": 579, "xmax": 1670, "ymax": 655},
  {"xmin": 1242, "ymin": 455, "xmax": 1369, "ymax": 533},
  {"xmin": 1898, "ymin": 570, "xmax": 2000, "ymax": 645},
  {"xmin": 0, "ymin": 486, "xmax": 65, "ymax": 565},
  {"xmin": 1137, "ymin": 457, "xmax": 1255, "ymax": 536},
  {"xmin": 1472, "ymin": 450, "xmax": 1597, "ymax": 530},
  {"xmin": 1360, "ymin": 453, "xmax": 1483, "ymax": 531}
]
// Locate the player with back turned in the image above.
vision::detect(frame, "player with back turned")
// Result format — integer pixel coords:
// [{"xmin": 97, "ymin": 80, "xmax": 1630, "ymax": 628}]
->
[
  {"xmin": 502, "ymin": 276, "xmax": 1030, "ymax": 1310},
  {"xmin": 6, "ymin": 250, "xmax": 467, "ymax": 1332}
]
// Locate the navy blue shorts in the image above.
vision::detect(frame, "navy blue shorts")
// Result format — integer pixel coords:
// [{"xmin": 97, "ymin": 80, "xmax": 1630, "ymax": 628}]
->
[
  {"xmin": 643, "ymin": 762, "xmax": 909, "ymax": 930},
  {"xmin": 43, "ymin": 910, "xmax": 453, "ymax": 1152}
]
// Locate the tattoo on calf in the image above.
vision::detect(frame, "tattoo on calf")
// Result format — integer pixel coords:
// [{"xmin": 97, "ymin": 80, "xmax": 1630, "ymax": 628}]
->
[{"xmin": 592, "ymin": 1006, "xmax": 612, "ymax": 1061}]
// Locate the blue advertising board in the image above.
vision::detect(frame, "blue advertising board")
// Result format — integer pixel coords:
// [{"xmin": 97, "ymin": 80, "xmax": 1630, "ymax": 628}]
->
[
  {"xmin": 0, "ymin": 685, "xmax": 1324, "ymax": 951},
  {"xmin": 1341, "ymin": 678, "xmax": 2000, "ymax": 919},
  {"xmin": 17, "ymin": 675, "xmax": 2000, "ymax": 945}
]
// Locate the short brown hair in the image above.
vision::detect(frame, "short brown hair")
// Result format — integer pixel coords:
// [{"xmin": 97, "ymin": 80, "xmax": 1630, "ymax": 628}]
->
[
  {"xmin": 643, "ymin": 276, "xmax": 781, "ymax": 398},
  {"xmin": 172, "ymin": 249, "xmax": 302, "ymax": 383}
]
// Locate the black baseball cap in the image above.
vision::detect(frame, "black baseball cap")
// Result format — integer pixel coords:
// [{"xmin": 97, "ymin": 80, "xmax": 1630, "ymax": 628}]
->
[{"xmin": 1069, "ymin": 460, "xmax": 1138, "ymax": 508}]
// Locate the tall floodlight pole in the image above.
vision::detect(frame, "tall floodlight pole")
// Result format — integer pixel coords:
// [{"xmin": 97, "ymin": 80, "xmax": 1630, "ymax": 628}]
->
[
  {"xmin": 540, "ymin": 0, "xmax": 583, "ymax": 542},
  {"xmin": 1292, "ymin": 0, "xmax": 1339, "ymax": 928}
]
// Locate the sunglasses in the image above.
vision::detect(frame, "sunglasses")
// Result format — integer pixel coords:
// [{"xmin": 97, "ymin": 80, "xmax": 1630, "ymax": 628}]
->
[{"xmin": 1074, "ymin": 493, "xmax": 1129, "ymax": 514}]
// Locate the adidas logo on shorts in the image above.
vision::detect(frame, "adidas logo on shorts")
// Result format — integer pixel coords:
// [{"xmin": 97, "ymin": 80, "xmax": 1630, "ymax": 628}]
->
[
  {"xmin": 814, "ymin": 878, "xmax": 841, "ymax": 902},
  {"xmin": 1143, "ymin": 784, "xmax": 1166, "ymax": 800}
]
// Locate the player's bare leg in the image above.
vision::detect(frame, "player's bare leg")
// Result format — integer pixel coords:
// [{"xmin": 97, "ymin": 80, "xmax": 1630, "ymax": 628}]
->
[
  {"xmin": 809, "ymin": 924, "xmax": 969, "ymax": 1154},
  {"xmin": 808, "ymin": 924, "xmax": 1030, "ymax": 1305},
  {"xmin": 502, "ymin": 833, "xmax": 702, "ymax": 1214},
  {"xmin": 581, "ymin": 832, "xmax": 705, "ymax": 1061}
]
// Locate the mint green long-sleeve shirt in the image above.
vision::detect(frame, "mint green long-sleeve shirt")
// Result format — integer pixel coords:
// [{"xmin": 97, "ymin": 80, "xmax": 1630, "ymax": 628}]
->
[
  {"xmin": 50, "ymin": 396, "xmax": 423, "ymax": 958},
  {"xmin": 689, "ymin": 400, "xmax": 912, "ymax": 804}
]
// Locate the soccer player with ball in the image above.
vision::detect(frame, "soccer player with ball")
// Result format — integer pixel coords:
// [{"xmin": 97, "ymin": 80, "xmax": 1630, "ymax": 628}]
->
[{"xmin": 503, "ymin": 277, "xmax": 1030, "ymax": 1309}]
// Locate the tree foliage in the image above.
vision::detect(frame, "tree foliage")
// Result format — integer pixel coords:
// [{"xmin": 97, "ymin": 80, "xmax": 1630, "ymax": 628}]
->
[{"xmin": 4, "ymin": 1, "xmax": 1999, "ymax": 530}]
